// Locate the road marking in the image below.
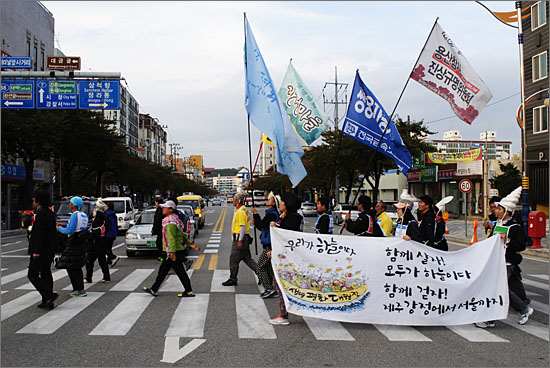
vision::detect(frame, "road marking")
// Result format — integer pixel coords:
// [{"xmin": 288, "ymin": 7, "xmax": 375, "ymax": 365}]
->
[
  {"xmin": 17, "ymin": 292, "xmax": 104, "ymax": 334},
  {"xmin": 216, "ymin": 209, "xmax": 227, "ymax": 232},
  {"xmin": 208, "ymin": 254, "xmax": 218, "ymax": 270},
  {"xmin": 373, "ymin": 325, "xmax": 432, "ymax": 341},
  {"xmin": 208, "ymin": 239, "xmax": 221, "ymax": 243},
  {"xmin": 1, "ymin": 292, "xmax": 42, "ymax": 321},
  {"xmin": 204, "ymin": 249, "xmax": 218, "ymax": 254},
  {"xmin": 0, "ymin": 255, "xmax": 28, "ymax": 258},
  {"xmin": 235, "ymin": 294, "xmax": 276, "ymax": 339},
  {"xmin": 212, "ymin": 209, "xmax": 225, "ymax": 232},
  {"xmin": 193, "ymin": 255, "xmax": 205, "ymax": 270},
  {"xmin": 1, "ymin": 269, "xmax": 28, "ymax": 285},
  {"xmin": 165, "ymin": 294, "xmax": 209, "ymax": 337},
  {"xmin": 303, "ymin": 317, "xmax": 355, "ymax": 341},
  {"xmin": 447, "ymin": 324, "xmax": 508, "ymax": 342},
  {"xmin": 529, "ymin": 299, "xmax": 549, "ymax": 315},
  {"xmin": 2, "ymin": 240, "xmax": 22, "ymax": 247},
  {"xmin": 112, "ymin": 242, "xmax": 125, "ymax": 250},
  {"xmin": 17, "ymin": 270, "xmax": 68, "ymax": 289},
  {"xmin": 206, "ymin": 244, "xmax": 219, "ymax": 248},
  {"xmin": 161, "ymin": 338, "xmax": 206, "ymax": 364},
  {"xmin": 211, "ymin": 270, "xmax": 234, "ymax": 292},
  {"xmin": 158, "ymin": 271, "xmax": 194, "ymax": 292},
  {"xmin": 529, "ymin": 274, "xmax": 549, "ymax": 281},
  {"xmin": 187, "ymin": 256, "xmax": 198, "ymax": 259},
  {"xmin": 212, "ymin": 231, "xmax": 222, "ymax": 234},
  {"xmin": 523, "ymin": 278, "xmax": 549, "ymax": 291},
  {"xmin": 90, "ymin": 293, "xmax": 154, "ymax": 336},
  {"xmin": 2, "ymin": 248, "xmax": 27, "ymax": 254},
  {"xmin": 1, "ymin": 268, "xmax": 7, "ymax": 271},
  {"xmin": 110, "ymin": 269, "xmax": 155, "ymax": 291},
  {"xmin": 1, "ymin": 290, "xmax": 7, "ymax": 294},
  {"xmin": 63, "ymin": 269, "xmax": 119, "ymax": 290},
  {"xmin": 501, "ymin": 313, "xmax": 549, "ymax": 341}
]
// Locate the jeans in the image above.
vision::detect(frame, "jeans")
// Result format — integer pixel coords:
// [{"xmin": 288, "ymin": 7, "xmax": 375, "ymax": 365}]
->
[
  {"xmin": 507, "ymin": 264, "xmax": 530, "ymax": 314},
  {"xmin": 229, "ymin": 236, "xmax": 257, "ymax": 282},
  {"xmin": 27, "ymin": 255, "xmax": 55, "ymax": 302},
  {"xmin": 151, "ymin": 251, "xmax": 192, "ymax": 293}
]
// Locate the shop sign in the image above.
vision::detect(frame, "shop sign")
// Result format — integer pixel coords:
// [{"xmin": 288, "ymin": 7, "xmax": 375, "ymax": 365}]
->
[
  {"xmin": 407, "ymin": 169, "xmax": 421, "ymax": 182},
  {"xmin": 420, "ymin": 166, "xmax": 438, "ymax": 182},
  {"xmin": 456, "ymin": 161, "xmax": 482, "ymax": 176},
  {"xmin": 1, "ymin": 164, "xmax": 45, "ymax": 181},
  {"xmin": 438, "ymin": 167, "xmax": 456, "ymax": 180}
]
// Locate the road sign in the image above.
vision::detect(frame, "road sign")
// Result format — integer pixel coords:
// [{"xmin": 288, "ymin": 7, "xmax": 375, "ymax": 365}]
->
[
  {"xmin": 489, "ymin": 188, "xmax": 499, "ymax": 197},
  {"xmin": 36, "ymin": 80, "xmax": 77, "ymax": 109},
  {"xmin": 459, "ymin": 179, "xmax": 472, "ymax": 193},
  {"xmin": 1, "ymin": 56, "xmax": 32, "ymax": 69},
  {"xmin": 1, "ymin": 79, "xmax": 35, "ymax": 108},
  {"xmin": 78, "ymin": 80, "xmax": 120, "ymax": 109},
  {"xmin": 47, "ymin": 56, "xmax": 81, "ymax": 70}
]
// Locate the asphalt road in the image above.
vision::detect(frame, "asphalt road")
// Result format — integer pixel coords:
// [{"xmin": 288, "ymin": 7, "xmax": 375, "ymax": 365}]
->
[{"xmin": 1, "ymin": 205, "xmax": 548, "ymax": 367}]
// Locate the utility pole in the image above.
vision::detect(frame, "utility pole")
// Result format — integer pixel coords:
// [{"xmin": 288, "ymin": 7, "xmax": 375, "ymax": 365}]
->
[
  {"xmin": 168, "ymin": 143, "xmax": 182, "ymax": 173},
  {"xmin": 323, "ymin": 66, "xmax": 349, "ymax": 131}
]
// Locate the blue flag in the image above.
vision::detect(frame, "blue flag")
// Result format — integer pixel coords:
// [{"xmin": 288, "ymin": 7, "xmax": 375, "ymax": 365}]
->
[
  {"xmin": 342, "ymin": 71, "xmax": 413, "ymax": 174},
  {"xmin": 244, "ymin": 17, "xmax": 307, "ymax": 187}
]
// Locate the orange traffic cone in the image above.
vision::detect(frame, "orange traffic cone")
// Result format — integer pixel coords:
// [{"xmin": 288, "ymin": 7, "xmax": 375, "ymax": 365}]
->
[{"xmin": 470, "ymin": 220, "xmax": 478, "ymax": 245}]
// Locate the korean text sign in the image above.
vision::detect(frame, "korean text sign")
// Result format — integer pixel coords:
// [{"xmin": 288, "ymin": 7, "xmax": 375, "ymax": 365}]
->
[{"xmin": 270, "ymin": 227, "xmax": 508, "ymax": 326}]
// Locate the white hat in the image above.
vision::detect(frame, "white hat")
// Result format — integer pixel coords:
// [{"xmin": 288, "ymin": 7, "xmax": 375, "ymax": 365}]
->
[
  {"xmin": 160, "ymin": 200, "xmax": 176, "ymax": 209},
  {"xmin": 400, "ymin": 189, "xmax": 419, "ymax": 202},
  {"xmin": 434, "ymin": 196, "xmax": 453, "ymax": 214},
  {"xmin": 496, "ymin": 186, "xmax": 522, "ymax": 213}
]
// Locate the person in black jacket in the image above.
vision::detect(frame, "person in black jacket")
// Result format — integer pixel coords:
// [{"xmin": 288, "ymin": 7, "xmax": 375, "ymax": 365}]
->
[
  {"xmin": 151, "ymin": 196, "xmax": 165, "ymax": 263},
  {"xmin": 85, "ymin": 199, "xmax": 110, "ymax": 283},
  {"xmin": 483, "ymin": 196, "xmax": 501, "ymax": 237},
  {"xmin": 315, "ymin": 196, "xmax": 333, "ymax": 234},
  {"xmin": 404, "ymin": 195, "xmax": 437, "ymax": 249},
  {"xmin": 27, "ymin": 191, "xmax": 58, "ymax": 309},
  {"xmin": 344, "ymin": 195, "xmax": 383, "ymax": 237}
]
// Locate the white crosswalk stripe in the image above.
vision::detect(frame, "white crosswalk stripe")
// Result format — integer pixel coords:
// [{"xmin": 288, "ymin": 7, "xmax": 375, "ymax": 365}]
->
[
  {"xmin": 501, "ymin": 313, "xmax": 549, "ymax": 341},
  {"xmin": 165, "ymin": 294, "xmax": 209, "ymax": 337},
  {"xmin": 303, "ymin": 317, "xmax": 355, "ymax": 341},
  {"xmin": 90, "ymin": 293, "xmax": 154, "ymax": 336},
  {"xmin": 204, "ymin": 249, "xmax": 218, "ymax": 254},
  {"xmin": 17, "ymin": 292, "xmax": 103, "ymax": 334},
  {"xmin": 1, "ymin": 268, "xmax": 8, "ymax": 271},
  {"xmin": 206, "ymin": 244, "xmax": 220, "ymax": 248},
  {"xmin": 235, "ymin": 294, "xmax": 276, "ymax": 339},
  {"xmin": 529, "ymin": 299, "xmax": 549, "ymax": 315},
  {"xmin": 523, "ymin": 278, "xmax": 549, "ymax": 291},
  {"xmin": 110, "ymin": 269, "xmax": 155, "ymax": 291},
  {"xmin": 447, "ymin": 324, "xmax": 509, "ymax": 342},
  {"xmin": 62, "ymin": 269, "xmax": 119, "ymax": 290},
  {"xmin": 210, "ymin": 270, "xmax": 234, "ymax": 292},
  {"xmin": 529, "ymin": 274, "xmax": 549, "ymax": 281},
  {"xmin": 17, "ymin": 270, "xmax": 68, "ymax": 290},
  {"xmin": 158, "ymin": 271, "xmax": 194, "ymax": 292},
  {"xmin": 1, "ymin": 269, "xmax": 29, "ymax": 285},
  {"xmin": 1, "ymin": 292, "xmax": 42, "ymax": 321},
  {"xmin": 208, "ymin": 239, "xmax": 221, "ymax": 243},
  {"xmin": 1, "ymin": 291, "xmax": 7, "ymax": 294},
  {"xmin": 373, "ymin": 325, "xmax": 432, "ymax": 341}
]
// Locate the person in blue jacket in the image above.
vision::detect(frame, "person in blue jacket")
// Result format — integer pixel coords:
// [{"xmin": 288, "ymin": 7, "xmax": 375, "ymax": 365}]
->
[
  {"xmin": 104, "ymin": 202, "xmax": 119, "ymax": 266},
  {"xmin": 56, "ymin": 196, "xmax": 89, "ymax": 297}
]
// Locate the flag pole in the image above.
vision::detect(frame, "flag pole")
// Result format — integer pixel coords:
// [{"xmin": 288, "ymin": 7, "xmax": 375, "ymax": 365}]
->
[{"xmin": 341, "ymin": 17, "xmax": 439, "ymax": 234}]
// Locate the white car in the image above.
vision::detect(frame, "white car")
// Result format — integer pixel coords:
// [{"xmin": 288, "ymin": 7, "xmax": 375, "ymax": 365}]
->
[
  {"xmin": 125, "ymin": 209, "xmax": 157, "ymax": 257},
  {"xmin": 103, "ymin": 196, "xmax": 138, "ymax": 232},
  {"xmin": 332, "ymin": 204, "xmax": 360, "ymax": 225},
  {"xmin": 300, "ymin": 202, "xmax": 317, "ymax": 217}
]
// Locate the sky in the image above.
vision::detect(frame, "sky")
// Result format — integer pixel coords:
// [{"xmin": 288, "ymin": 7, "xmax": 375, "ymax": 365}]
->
[{"xmin": 42, "ymin": 1, "xmax": 523, "ymax": 169}]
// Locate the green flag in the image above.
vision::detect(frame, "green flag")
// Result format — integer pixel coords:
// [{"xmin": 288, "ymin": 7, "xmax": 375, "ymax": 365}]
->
[{"xmin": 278, "ymin": 62, "xmax": 329, "ymax": 145}]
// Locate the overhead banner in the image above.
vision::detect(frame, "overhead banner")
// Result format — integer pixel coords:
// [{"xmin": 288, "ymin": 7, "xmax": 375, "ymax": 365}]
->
[
  {"xmin": 410, "ymin": 22, "xmax": 493, "ymax": 124},
  {"xmin": 270, "ymin": 227, "xmax": 508, "ymax": 326},
  {"xmin": 427, "ymin": 148, "xmax": 482, "ymax": 164},
  {"xmin": 278, "ymin": 62, "xmax": 329, "ymax": 145}
]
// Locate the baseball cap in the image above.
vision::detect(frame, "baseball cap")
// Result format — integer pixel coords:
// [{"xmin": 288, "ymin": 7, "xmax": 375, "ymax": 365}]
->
[{"xmin": 160, "ymin": 200, "xmax": 176, "ymax": 209}]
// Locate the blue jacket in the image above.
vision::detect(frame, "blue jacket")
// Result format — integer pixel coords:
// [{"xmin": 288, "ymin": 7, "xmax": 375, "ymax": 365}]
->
[
  {"xmin": 104, "ymin": 209, "xmax": 118, "ymax": 238},
  {"xmin": 259, "ymin": 207, "xmax": 279, "ymax": 245}
]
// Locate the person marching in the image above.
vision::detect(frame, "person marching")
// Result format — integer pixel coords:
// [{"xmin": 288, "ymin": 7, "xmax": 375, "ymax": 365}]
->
[
  {"xmin": 85, "ymin": 199, "xmax": 110, "ymax": 283},
  {"xmin": 151, "ymin": 196, "xmax": 165, "ymax": 263},
  {"xmin": 251, "ymin": 192, "xmax": 280, "ymax": 298},
  {"xmin": 314, "ymin": 196, "xmax": 333, "ymax": 235},
  {"xmin": 403, "ymin": 195, "xmax": 437, "ymax": 249},
  {"xmin": 269, "ymin": 192, "xmax": 303, "ymax": 326},
  {"xmin": 56, "ymin": 196, "xmax": 89, "ymax": 297},
  {"xmin": 143, "ymin": 200, "xmax": 195, "ymax": 298},
  {"xmin": 27, "ymin": 191, "xmax": 58, "ymax": 309},
  {"xmin": 104, "ymin": 202, "xmax": 119, "ymax": 266},
  {"xmin": 343, "ymin": 195, "xmax": 383, "ymax": 237},
  {"xmin": 483, "ymin": 196, "xmax": 501, "ymax": 237},
  {"xmin": 375, "ymin": 201, "xmax": 392, "ymax": 237},
  {"xmin": 222, "ymin": 191, "xmax": 257, "ymax": 286},
  {"xmin": 392, "ymin": 199, "xmax": 415, "ymax": 238},
  {"xmin": 431, "ymin": 196, "xmax": 453, "ymax": 251}
]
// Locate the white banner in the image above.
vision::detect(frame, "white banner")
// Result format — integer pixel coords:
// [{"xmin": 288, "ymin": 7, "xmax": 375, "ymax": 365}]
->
[
  {"xmin": 410, "ymin": 22, "xmax": 493, "ymax": 125},
  {"xmin": 270, "ymin": 227, "xmax": 508, "ymax": 326}
]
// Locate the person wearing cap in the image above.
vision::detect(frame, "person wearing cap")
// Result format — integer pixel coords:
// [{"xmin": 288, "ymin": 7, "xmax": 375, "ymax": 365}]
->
[
  {"xmin": 56, "ymin": 196, "xmax": 89, "ymax": 297},
  {"xmin": 403, "ymin": 195, "xmax": 437, "ymax": 249},
  {"xmin": 85, "ymin": 199, "xmax": 110, "ymax": 284},
  {"xmin": 222, "ymin": 191, "xmax": 257, "ymax": 286},
  {"xmin": 343, "ymin": 195, "xmax": 383, "ymax": 237},
  {"xmin": 151, "ymin": 196, "xmax": 166, "ymax": 263},
  {"xmin": 251, "ymin": 191, "xmax": 280, "ymax": 298},
  {"xmin": 143, "ymin": 200, "xmax": 194, "ymax": 298},
  {"xmin": 392, "ymin": 200, "xmax": 415, "ymax": 237},
  {"xmin": 375, "ymin": 201, "xmax": 393, "ymax": 237},
  {"xmin": 315, "ymin": 197, "xmax": 333, "ymax": 235},
  {"xmin": 431, "ymin": 197, "xmax": 453, "ymax": 251}
]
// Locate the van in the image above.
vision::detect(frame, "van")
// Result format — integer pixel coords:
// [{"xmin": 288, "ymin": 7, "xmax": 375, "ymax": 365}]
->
[
  {"xmin": 244, "ymin": 190, "xmax": 267, "ymax": 206},
  {"xmin": 177, "ymin": 194, "xmax": 206, "ymax": 228},
  {"xmin": 102, "ymin": 197, "xmax": 137, "ymax": 232}
]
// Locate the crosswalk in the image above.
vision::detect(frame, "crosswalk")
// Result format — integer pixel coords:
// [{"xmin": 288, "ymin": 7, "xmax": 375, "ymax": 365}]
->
[{"xmin": 1, "ymin": 267, "xmax": 549, "ymax": 343}]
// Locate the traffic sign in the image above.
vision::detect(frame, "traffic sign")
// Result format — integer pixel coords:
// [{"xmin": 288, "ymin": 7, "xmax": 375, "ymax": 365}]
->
[
  {"xmin": 1, "ymin": 79, "xmax": 35, "ymax": 108},
  {"xmin": 489, "ymin": 188, "xmax": 499, "ymax": 197},
  {"xmin": 459, "ymin": 179, "xmax": 472, "ymax": 193},
  {"xmin": 1, "ymin": 56, "xmax": 32, "ymax": 69},
  {"xmin": 47, "ymin": 56, "xmax": 81, "ymax": 70},
  {"xmin": 78, "ymin": 80, "xmax": 120, "ymax": 109},
  {"xmin": 36, "ymin": 80, "xmax": 77, "ymax": 109}
]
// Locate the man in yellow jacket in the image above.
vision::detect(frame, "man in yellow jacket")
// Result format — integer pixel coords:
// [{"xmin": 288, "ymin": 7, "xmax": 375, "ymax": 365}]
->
[{"xmin": 375, "ymin": 201, "xmax": 393, "ymax": 237}]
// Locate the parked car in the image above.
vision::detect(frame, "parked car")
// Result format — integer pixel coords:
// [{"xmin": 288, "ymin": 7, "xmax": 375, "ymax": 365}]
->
[
  {"xmin": 332, "ymin": 204, "xmax": 360, "ymax": 225},
  {"xmin": 177, "ymin": 194, "xmax": 206, "ymax": 229},
  {"xmin": 125, "ymin": 209, "xmax": 157, "ymax": 257},
  {"xmin": 102, "ymin": 197, "xmax": 138, "ymax": 233},
  {"xmin": 300, "ymin": 202, "xmax": 317, "ymax": 217},
  {"xmin": 55, "ymin": 197, "xmax": 97, "ymax": 228},
  {"xmin": 177, "ymin": 205, "xmax": 198, "ymax": 241}
]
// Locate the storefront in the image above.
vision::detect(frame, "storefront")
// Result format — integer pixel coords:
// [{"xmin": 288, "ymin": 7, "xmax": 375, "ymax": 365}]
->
[{"xmin": 455, "ymin": 161, "xmax": 483, "ymax": 217}]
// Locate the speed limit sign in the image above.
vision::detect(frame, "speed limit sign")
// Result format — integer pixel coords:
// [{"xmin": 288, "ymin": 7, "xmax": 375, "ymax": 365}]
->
[{"xmin": 459, "ymin": 179, "xmax": 472, "ymax": 193}]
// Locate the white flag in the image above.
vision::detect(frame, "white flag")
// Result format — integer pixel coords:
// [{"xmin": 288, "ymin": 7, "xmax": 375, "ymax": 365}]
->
[{"xmin": 410, "ymin": 22, "xmax": 493, "ymax": 124}]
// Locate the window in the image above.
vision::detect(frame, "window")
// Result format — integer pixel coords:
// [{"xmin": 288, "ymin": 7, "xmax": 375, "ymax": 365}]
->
[
  {"xmin": 533, "ymin": 106, "xmax": 548, "ymax": 134},
  {"xmin": 531, "ymin": 1, "xmax": 547, "ymax": 30},
  {"xmin": 26, "ymin": 39, "xmax": 31, "ymax": 56},
  {"xmin": 532, "ymin": 51, "xmax": 548, "ymax": 82},
  {"xmin": 33, "ymin": 45, "xmax": 37, "ymax": 71},
  {"xmin": 40, "ymin": 51, "xmax": 44, "ymax": 71}
]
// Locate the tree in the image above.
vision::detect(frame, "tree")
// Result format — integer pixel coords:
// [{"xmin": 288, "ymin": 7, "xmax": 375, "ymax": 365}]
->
[{"xmin": 494, "ymin": 163, "xmax": 521, "ymax": 197}]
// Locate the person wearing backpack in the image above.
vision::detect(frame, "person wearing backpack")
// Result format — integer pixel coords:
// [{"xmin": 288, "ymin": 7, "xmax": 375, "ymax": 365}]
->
[{"xmin": 85, "ymin": 199, "xmax": 110, "ymax": 283}]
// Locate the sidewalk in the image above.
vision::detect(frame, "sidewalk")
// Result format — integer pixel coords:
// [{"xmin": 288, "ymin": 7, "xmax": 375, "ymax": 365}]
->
[
  {"xmin": 446, "ymin": 219, "xmax": 549, "ymax": 260},
  {"xmin": 1, "ymin": 228, "xmax": 27, "ymax": 238}
]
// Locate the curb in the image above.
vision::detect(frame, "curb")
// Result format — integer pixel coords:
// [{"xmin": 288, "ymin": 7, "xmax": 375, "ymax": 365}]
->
[
  {"xmin": 1, "ymin": 229, "xmax": 27, "ymax": 238},
  {"xmin": 446, "ymin": 236, "xmax": 549, "ymax": 260}
]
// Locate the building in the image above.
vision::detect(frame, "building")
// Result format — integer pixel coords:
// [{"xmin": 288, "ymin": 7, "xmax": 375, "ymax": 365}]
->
[
  {"xmin": 430, "ymin": 130, "xmax": 512, "ymax": 160},
  {"xmin": 523, "ymin": 1, "xmax": 549, "ymax": 214},
  {"xmin": 260, "ymin": 141, "xmax": 277, "ymax": 175},
  {"xmin": 103, "ymin": 85, "xmax": 140, "ymax": 155},
  {"xmin": 138, "ymin": 113, "xmax": 168, "ymax": 165},
  {"xmin": 337, "ymin": 170, "xmax": 408, "ymax": 204}
]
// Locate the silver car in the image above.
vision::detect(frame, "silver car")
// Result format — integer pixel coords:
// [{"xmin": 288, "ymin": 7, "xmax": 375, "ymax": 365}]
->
[
  {"xmin": 177, "ymin": 205, "xmax": 198, "ymax": 241},
  {"xmin": 125, "ymin": 209, "xmax": 157, "ymax": 257},
  {"xmin": 300, "ymin": 202, "xmax": 317, "ymax": 217},
  {"xmin": 332, "ymin": 204, "xmax": 360, "ymax": 225}
]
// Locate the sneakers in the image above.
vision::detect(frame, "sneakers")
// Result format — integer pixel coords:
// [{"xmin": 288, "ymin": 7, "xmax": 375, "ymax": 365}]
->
[
  {"xmin": 143, "ymin": 287, "xmax": 158, "ymax": 297},
  {"xmin": 184, "ymin": 259, "xmax": 193, "ymax": 271},
  {"xmin": 157, "ymin": 257, "xmax": 165, "ymax": 264},
  {"xmin": 99, "ymin": 279, "xmax": 110, "ymax": 283},
  {"xmin": 69, "ymin": 290, "xmax": 87, "ymax": 297},
  {"xmin": 269, "ymin": 315, "xmax": 290, "ymax": 325},
  {"xmin": 475, "ymin": 321, "xmax": 496, "ymax": 328},
  {"xmin": 222, "ymin": 279, "xmax": 237, "ymax": 286},
  {"xmin": 111, "ymin": 256, "xmax": 120, "ymax": 267},
  {"xmin": 178, "ymin": 291, "xmax": 196, "ymax": 298},
  {"xmin": 84, "ymin": 278, "xmax": 92, "ymax": 283},
  {"xmin": 518, "ymin": 307, "xmax": 534, "ymax": 325},
  {"xmin": 260, "ymin": 287, "xmax": 277, "ymax": 299}
]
